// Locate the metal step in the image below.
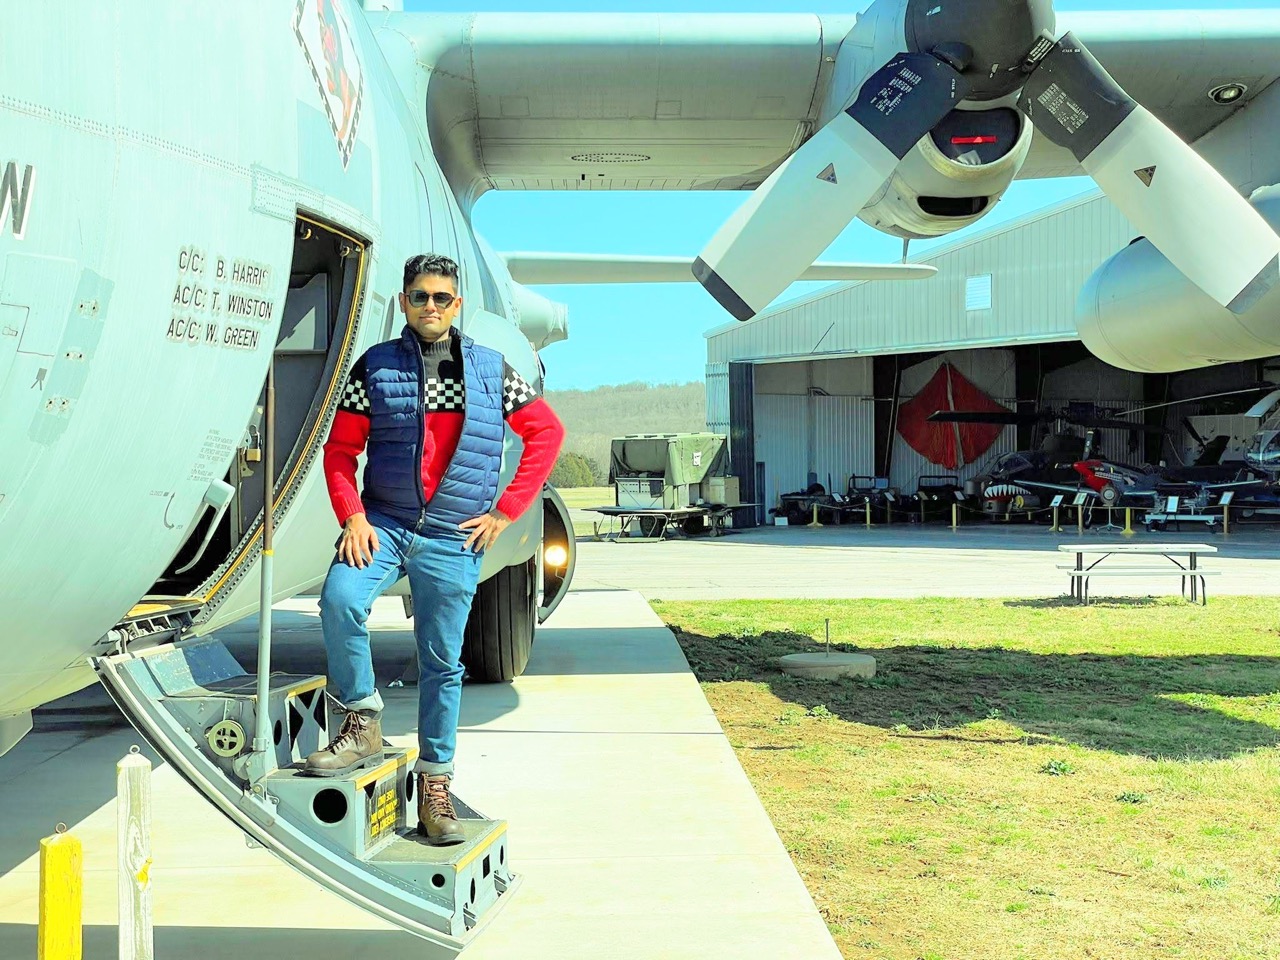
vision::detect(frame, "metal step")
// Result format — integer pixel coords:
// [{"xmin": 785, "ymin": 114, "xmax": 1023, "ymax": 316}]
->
[
  {"xmin": 370, "ymin": 820, "xmax": 511, "ymax": 930},
  {"xmin": 93, "ymin": 635, "xmax": 519, "ymax": 950},
  {"xmin": 139, "ymin": 635, "xmax": 327, "ymax": 781},
  {"xmin": 268, "ymin": 749, "xmax": 418, "ymax": 860}
]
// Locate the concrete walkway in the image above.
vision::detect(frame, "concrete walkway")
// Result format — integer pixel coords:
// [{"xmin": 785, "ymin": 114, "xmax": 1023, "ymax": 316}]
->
[{"xmin": 0, "ymin": 591, "xmax": 839, "ymax": 960}]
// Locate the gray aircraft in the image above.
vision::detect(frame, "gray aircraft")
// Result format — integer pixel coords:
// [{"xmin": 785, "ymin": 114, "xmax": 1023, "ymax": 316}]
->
[{"xmin": 3, "ymin": 0, "xmax": 1279, "ymax": 951}]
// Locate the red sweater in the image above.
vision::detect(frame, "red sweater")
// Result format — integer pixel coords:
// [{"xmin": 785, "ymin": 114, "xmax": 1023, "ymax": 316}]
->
[{"xmin": 323, "ymin": 332, "xmax": 565, "ymax": 526}]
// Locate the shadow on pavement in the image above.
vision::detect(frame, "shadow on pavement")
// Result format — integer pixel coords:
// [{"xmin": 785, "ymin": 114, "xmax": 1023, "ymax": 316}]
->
[{"xmin": 0, "ymin": 923, "xmax": 417, "ymax": 960}]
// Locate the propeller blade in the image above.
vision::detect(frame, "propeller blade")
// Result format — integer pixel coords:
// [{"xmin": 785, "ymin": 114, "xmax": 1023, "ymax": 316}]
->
[
  {"xmin": 927, "ymin": 411, "xmax": 1034, "ymax": 425},
  {"xmin": 1020, "ymin": 32, "xmax": 1280, "ymax": 314},
  {"xmin": 1245, "ymin": 389, "xmax": 1280, "ymax": 419},
  {"xmin": 694, "ymin": 53, "xmax": 969, "ymax": 321},
  {"xmin": 1073, "ymin": 416, "xmax": 1167, "ymax": 434},
  {"xmin": 1181, "ymin": 417, "xmax": 1207, "ymax": 446}
]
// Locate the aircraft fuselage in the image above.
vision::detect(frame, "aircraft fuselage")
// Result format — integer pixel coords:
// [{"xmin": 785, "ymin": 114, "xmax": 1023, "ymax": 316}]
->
[{"xmin": 0, "ymin": 1, "xmax": 551, "ymax": 724}]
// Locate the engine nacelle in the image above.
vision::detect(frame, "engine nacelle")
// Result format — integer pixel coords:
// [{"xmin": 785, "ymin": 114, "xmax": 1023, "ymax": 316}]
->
[
  {"xmin": 820, "ymin": 0, "xmax": 1044, "ymax": 241},
  {"xmin": 1076, "ymin": 190, "xmax": 1280, "ymax": 372},
  {"xmin": 857, "ymin": 104, "xmax": 1034, "ymax": 239},
  {"xmin": 511, "ymin": 282, "xmax": 568, "ymax": 350}
]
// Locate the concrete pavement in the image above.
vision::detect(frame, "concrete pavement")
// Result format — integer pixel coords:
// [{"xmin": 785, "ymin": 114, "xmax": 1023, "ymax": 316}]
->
[
  {"xmin": 0, "ymin": 591, "xmax": 839, "ymax": 960},
  {"xmin": 571, "ymin": 523, "xmax": 1280, "ymax": 599}
]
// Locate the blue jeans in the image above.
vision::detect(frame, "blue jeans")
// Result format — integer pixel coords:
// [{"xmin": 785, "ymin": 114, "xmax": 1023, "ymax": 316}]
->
[{"xmin": 319, "ymin": 509, "xmax": 482, "ymax": 776}]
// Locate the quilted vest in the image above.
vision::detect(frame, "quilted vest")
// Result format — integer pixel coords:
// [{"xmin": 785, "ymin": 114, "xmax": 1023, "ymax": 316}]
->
[{"xmin": 361, "ymin": 326, "xmax": 505, "ymax": 527}]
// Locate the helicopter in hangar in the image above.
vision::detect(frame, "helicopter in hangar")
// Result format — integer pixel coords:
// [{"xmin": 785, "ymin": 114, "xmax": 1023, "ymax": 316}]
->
[
  {"xmin": 5, "ymin": 0, "xmax": 1280, "ymax": 949},
  {"xmin": 930, "ymin": 388, "xmax": 1280, "ymax": 522}
]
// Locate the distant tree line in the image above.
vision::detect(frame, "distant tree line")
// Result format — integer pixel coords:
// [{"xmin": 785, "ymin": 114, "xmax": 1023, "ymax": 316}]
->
[{"xmin": 548, "ymin": 451, "xmax": 606, "ymax": 488}]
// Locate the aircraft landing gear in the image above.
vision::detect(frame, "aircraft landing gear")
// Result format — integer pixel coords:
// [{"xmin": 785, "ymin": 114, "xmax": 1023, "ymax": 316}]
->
[{"xmin": 462, "ymin": 556, "xmax": 537, "ymax": 683}]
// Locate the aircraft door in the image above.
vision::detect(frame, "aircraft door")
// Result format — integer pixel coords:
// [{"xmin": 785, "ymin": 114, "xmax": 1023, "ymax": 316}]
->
[{"xmin": 147, "ymin": 215, "xmax": 365, "ymax": 611}]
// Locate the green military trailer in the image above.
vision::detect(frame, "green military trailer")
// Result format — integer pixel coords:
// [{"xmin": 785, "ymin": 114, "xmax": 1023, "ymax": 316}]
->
[{"xmin": 595, "ymin": 433, "xmax": 741, "ymax": 540}]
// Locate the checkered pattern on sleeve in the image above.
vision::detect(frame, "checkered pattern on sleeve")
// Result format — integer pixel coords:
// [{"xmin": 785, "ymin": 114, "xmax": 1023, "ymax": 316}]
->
[
  {"xmin": 424, "ymin": 377, "xmax": 466, "ymax": 413},
  {"xmin": 337, "ymin": 357, "xmax": 371, "ymax": 415},
  {"xmin": 502, "ymin": 363, "xmax": 539, "ymax": 416}
]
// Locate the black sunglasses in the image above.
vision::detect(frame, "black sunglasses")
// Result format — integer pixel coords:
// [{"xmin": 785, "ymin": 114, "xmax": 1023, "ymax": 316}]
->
[{"xmin": 406, "ymin": 290, "xmax": 457, "ymax": 309}]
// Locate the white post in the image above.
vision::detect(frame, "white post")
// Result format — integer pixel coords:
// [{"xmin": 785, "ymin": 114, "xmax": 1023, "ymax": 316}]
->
[
  {"xmin": 246, "ymin": 359, "xmax": 279, "ymax": 784},
  {"xmin": 117, "ymin": 746, "xmax": 153, "ymax": 960}
]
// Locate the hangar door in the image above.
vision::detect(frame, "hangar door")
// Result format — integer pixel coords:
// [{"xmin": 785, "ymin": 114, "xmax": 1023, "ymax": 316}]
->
[{"xmin": 755, "ymin": 394, "xmax": 874, "ymax": 509}]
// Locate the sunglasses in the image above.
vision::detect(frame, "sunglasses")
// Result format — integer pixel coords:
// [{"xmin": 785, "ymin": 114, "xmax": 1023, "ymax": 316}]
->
[{"xmin": 406, "ymin": 290, "xmax": 457, "ymax": 309}]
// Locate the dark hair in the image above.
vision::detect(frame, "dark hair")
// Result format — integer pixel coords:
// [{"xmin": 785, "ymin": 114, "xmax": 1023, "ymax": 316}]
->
[{"xmin": 403, "ymin": 253, "xmax": 459, "ymax": 291}]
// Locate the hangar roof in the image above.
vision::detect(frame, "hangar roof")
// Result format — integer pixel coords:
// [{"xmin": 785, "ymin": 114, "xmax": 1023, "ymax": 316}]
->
[{"xmin": 704, "ymin": 191, "xmax": 1134, "ymax": 365}]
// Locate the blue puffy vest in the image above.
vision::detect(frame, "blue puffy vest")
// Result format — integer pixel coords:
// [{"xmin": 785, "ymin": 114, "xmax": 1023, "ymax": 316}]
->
[{"xmin": 361, "ymin": 326, "xmax": 505, "ymax": 527}]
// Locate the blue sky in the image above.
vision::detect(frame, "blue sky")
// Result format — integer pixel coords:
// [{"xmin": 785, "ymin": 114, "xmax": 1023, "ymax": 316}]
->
[{"xmin": 402, "ymin": 0, "xmax": 1277, "ymax": 388}]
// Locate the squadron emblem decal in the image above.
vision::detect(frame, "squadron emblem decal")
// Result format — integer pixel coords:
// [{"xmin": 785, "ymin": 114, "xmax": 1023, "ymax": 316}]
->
[{"xmin": 294, "ymin": 0, "xmax": 365, "ymax": 168}]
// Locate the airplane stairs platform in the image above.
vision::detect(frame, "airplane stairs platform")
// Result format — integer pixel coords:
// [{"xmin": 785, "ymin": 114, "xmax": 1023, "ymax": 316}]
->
[{"xmin": 93, "ymin": 636, "xmax": 514, "ymax": 951}]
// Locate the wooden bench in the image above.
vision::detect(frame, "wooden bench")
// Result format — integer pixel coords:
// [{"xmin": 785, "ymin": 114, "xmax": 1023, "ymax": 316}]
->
[{"xmin": 1056, "ymin": 543, "xmax": 1219, "ymax": 605}]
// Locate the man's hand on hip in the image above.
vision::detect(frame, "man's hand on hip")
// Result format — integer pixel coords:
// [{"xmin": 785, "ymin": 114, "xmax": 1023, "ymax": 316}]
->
[
  {"xmin": 460, "ymin": 509, "xmax": 511, "ymax": 553},
  {"xmin": 339, "ymin": 513, "xmax": 381, "ymax": 568}
]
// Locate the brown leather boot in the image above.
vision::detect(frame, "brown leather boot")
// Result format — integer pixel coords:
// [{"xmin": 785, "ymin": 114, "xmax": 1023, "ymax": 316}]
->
[
  {"xmin": 303, "ymin": 711, "xmax": 384, "ymax": 777},
  {"xmin": 417, "ymin": 774, "xmax": 465, "ymax": 846}
]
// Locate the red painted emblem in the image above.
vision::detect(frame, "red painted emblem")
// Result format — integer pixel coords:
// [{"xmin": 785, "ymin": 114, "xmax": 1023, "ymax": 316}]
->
[{"xmin": 294, "ymin": 0, "xmax": 365, "ymax": 168}]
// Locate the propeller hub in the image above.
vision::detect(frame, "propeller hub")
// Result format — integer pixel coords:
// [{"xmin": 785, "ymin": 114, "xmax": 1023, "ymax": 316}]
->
[{"xmin": 905, "ymin": 0, "xmax": 1056, "ymax": 101}]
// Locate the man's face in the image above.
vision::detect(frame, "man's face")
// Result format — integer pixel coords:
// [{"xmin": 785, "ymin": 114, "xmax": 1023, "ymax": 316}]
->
[{"xmin": 400, "ymin": 272, "xmax": 461, "ymax": 343}]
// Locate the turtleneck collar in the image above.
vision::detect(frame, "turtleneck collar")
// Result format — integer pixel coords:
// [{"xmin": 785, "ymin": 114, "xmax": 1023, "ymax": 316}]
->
[
  {"xmin": 406, "ymin": 326, "xmax": 457, "ymax": 357},
  {"xmin": 420, "ymin": 330, "xmax": 455, "ymax": 357}
]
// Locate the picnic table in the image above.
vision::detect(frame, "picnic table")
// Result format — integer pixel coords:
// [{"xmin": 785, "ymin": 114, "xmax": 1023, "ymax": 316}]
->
[{"xmin": 1056, "ymin": 542, "xmax": 1219, "ymax": 605}]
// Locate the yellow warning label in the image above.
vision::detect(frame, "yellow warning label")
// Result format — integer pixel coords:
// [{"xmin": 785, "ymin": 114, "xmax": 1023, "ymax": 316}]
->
[{"xmin": 366, "ymin": 775, "xmax": 398, "ymax": 846}]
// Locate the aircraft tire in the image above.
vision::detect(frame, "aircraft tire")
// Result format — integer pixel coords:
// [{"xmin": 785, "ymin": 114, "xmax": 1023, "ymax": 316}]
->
[{"xmin": 462, "ymin": 556, "xmax": 536, "ymax": 683}]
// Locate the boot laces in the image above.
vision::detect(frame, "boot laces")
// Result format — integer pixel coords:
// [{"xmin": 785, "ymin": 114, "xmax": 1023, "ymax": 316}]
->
[
  {"xmin": 324, "ymin": 712, "xmax": 365, "ymax": 754},
  {"xmin": 423, "ymin": 777, "xmax": 457, "ymax": 820}
]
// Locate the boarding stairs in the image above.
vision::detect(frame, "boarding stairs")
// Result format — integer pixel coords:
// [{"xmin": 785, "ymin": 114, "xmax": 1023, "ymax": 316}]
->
[{"xmin": 93, "ymin": 635, "xmax": 516, "ymax": 951}]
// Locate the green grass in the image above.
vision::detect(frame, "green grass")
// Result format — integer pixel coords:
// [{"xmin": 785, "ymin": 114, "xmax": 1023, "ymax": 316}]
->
[
  {"xmin": 554, "ymin": 486, "xmax": 612, "ymax": 539},
  {"xmin": 554, "ymin": 486, "xmax": 612, "ymax": 510},
  {"xmin": 654, "ymin": 596, "xmax": 1280, "ymax": 960}
]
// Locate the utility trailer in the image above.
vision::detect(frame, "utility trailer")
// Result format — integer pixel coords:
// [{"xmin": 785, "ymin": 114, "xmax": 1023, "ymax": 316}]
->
[{"xmin": 592, "ymin": 433, "xmax": 742, "ymax": 540}]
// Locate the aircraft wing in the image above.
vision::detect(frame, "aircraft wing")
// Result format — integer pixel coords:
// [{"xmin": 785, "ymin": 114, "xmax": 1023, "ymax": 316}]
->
[
  {"xmin": 500, "ymin": 253, "xmax": 935, "ymax": 285},
  {"xmin": 374, "ymin": 10, "xmax": 1280, "ymax": 199}
]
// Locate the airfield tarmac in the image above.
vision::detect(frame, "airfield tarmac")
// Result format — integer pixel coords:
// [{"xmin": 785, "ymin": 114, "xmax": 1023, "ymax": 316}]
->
[
  {"xmin": 571, "ymin": 521, "xmax": 1280, "ymax": 599},
  {"xmin": 0, "ymin": 523, "xmax": 1277, "ymax": 958}
]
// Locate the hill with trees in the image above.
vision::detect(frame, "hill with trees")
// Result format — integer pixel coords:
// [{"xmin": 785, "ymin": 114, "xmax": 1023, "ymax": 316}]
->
[{"xmin": 544, "ymin": 381, "xmax": 706, "ymax": 485}]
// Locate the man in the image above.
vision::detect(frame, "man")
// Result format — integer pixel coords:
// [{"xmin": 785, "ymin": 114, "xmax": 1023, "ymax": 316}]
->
[{"xmin": 305, "ymin": 253, "xmax": 564, "ymax": 846}]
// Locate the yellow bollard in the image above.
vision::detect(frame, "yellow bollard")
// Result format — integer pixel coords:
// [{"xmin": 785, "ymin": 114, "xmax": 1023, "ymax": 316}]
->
[
  {"xmin": 39, "ymin": 824, "xmax": 82, "ymax": 960},
  {"xmin": 811, "ymin": 502, "xmax": 822, "ymax": 528},
  {"xmin": 864, "ymin": 499, "xmax": 872, "ymax": 528},
  {"xmin": 1122, "ymin": 507, "xmax": 1134, "ymax": 537},
  {"xmin": 1049, "ymin": 505, "xmax": 1061, "ymax": 533},
  {"xmin": 920, "ymin": 500, "xmax": 926, "ymax": 525},
  {"xmin": 951, "ymin": 502, "xmax": 959, "ymax": 531},
  {"xmin": 1077, "ymin": 506, "xmax": 1084, "ymax": 536},
  {"xmin": 1223, "ymin": 503, "xmax": 1230, "ymax": 536},
  {"xmin": 886, "ymin": 501, "xmax": 892, "ymax": 525}
]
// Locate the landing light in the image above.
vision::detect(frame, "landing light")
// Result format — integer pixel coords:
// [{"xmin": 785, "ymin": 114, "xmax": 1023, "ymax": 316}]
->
[
  {"xmin": 1209, "ymin": 83, "xmax": 1247, "ymax": 104},
  {"xmin": 544, "ymin": 544, "xmax": 568, "ymax": 568}
]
